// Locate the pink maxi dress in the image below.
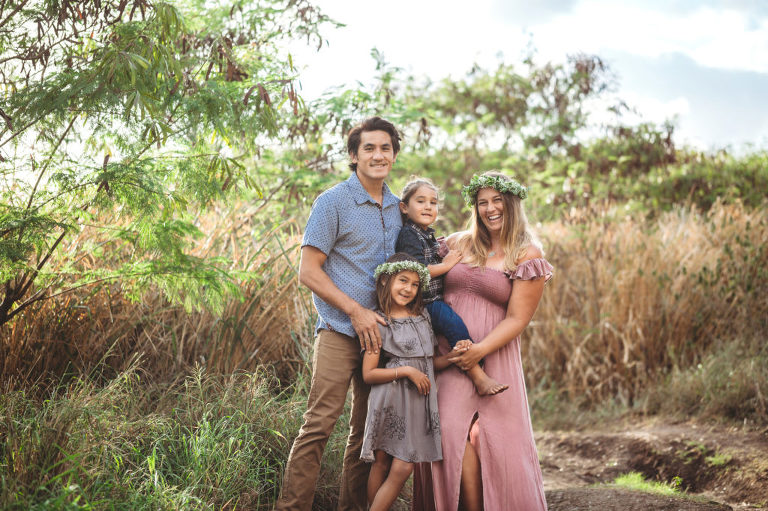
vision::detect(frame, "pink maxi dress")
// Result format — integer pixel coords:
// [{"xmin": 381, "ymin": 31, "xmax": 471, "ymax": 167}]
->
[{"xmin": 413, "ymin": 259, "xmax": 553, "ymax": 511}]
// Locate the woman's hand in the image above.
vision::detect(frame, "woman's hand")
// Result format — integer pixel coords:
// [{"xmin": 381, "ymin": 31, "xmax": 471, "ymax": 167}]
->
[
  {"xmin": 404, "ymin": 367, "xmax": 431, "ymax": 395},
  {"xmin": 447, "ymin": 343, "xmax": 486, "ymax": 371}
]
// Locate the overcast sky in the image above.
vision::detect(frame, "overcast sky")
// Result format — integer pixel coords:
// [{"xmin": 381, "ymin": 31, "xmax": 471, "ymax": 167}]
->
[{"xmin": 289, "ymin": 0, "xmax": 768, "ymax": 152}]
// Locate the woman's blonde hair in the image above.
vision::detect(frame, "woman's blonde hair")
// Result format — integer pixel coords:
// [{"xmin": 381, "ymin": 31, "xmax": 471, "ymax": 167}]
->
[{"xmin": 455, "ymin": 171, "xmax": 541, "ymax": 272}]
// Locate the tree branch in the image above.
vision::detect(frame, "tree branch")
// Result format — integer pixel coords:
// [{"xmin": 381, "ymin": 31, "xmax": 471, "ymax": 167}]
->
[
  {"xmin": 5, "ymin": 274, "xmax": 122, "ymax": 323},
  {"xmin": 14, "ymin": 228, "xmax": 68, "ymax": 304},
  {"xmin": 27, "ymin": 115, "xmax": 77, "ymax": 209},
  {"xmin": 0, "ymin": 0, "xmax": 28, "ymax": 31}
]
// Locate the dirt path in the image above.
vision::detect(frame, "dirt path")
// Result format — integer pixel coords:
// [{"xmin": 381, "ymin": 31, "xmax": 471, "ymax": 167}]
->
[{"xmin": 537, "ymin": 418, "xmax": 768, "ymax": 510}]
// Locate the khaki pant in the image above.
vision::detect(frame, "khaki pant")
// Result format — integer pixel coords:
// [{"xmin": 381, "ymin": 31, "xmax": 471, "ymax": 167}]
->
[{"xmin": 276, "ymin": 329, "xmax": 371, "ymax": 511}]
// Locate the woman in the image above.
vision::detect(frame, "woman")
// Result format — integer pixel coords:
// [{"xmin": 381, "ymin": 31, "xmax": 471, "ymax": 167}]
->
[{"xmin": 414, "ymin": 171, "xmax": 552, "ymax": 511}]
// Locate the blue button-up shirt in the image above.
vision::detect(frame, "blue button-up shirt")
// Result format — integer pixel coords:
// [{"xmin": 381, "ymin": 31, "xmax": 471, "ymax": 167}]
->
[{"xmin": 302, "ymin": 172, "xmax": 402, "ymax": 338}]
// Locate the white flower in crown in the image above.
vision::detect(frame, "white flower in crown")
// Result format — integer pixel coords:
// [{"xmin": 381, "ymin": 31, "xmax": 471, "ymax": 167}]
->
[
  {"xmin": 462, "ymin": 173, "xmax": 528, "ymax": 206},
  {"xmin": 374, "ymin": 260, "xmax": 431, "ymax": 291}
]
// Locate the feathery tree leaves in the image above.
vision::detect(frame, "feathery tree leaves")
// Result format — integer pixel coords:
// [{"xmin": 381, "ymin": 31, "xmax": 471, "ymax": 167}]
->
[{"xmin": 0, "ymin": 0, "xmax": 335, "ymax": 326}]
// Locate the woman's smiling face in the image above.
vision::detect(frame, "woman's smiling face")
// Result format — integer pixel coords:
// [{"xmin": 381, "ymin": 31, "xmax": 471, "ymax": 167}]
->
[{"xmin": 476, "ymin": 187, "xmax": 505, "ymax": 234}]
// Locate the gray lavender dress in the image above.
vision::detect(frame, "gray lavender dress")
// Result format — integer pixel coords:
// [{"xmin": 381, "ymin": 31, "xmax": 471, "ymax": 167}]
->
[{"xmin": 360, "ymin": 311, "xmax": 442, "ymax": 463}]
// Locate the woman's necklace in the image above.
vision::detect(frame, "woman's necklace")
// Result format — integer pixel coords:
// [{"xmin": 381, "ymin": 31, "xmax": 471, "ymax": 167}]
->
[{"xmin": 488, "ymin": 247, "xmax": 502, "ymax": 257}]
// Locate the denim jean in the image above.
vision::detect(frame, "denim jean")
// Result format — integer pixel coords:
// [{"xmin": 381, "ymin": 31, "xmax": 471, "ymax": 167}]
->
[{"xmin": 426, "ymin": 300, "xmax": 472, "ymax": 348}]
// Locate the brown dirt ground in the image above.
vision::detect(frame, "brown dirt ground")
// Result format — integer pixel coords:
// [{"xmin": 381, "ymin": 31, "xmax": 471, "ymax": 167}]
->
[{"xmin": 537, "ymin": 417, "xmax": 768, "ymax": 510}]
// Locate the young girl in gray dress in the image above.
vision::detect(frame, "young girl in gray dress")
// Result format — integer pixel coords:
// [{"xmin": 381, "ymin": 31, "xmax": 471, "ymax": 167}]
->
[{"xmin": 361, "ymin": 253, "xmax": 453, "ymax": 511}]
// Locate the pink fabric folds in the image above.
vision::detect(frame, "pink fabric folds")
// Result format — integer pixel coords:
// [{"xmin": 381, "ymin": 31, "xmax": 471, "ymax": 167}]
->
[
  {"xmin": 413, "ymin": 262, "xmax": 549, "ymax": 511},
  {"xmin": 507, "ymin": 257, "xmax": 554, "ymax": 282}
]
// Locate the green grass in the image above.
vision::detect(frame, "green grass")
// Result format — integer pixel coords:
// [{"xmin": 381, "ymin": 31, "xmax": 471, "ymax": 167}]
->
[
  {"xmin": 705, "ymin": 452, "xmax": 732, "ymax": 467},
  {"xmin": 610, "ymin": 472, "xmax": 682, "ymax": 497},
  {"xmin": 641, "ymin": 334, "xmax": 768, "ymax": 426},
  {"xmin": 0, "ymin": 360, "xmax": 352, "ymax": 510}
]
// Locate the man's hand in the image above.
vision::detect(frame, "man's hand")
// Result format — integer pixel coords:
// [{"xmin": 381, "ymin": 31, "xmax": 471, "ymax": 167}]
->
[{"xmin": 350, "ymin": 305, "xmax": 387, "ymax": 353}]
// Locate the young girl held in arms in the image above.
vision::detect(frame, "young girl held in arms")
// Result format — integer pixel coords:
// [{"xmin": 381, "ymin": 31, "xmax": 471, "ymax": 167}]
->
[
  {"xmin": 396, "ymin": 177, "xmax": 507, "ymax": 395},
  {"xmin": 360, "ymin": 253, "xmax": 451, "ymax": 511}
]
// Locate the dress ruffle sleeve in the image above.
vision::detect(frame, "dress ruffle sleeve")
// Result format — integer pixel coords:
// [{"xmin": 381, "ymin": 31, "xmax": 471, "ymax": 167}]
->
[{"xmin": 506, "ymin": 257, "xmax": 553, "ymax": 283}]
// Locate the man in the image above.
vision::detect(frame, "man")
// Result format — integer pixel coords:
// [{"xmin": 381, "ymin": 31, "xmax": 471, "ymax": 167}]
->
[{"xmin": 276, "ymin": 117, "xmax": 403, "ymax": 511}]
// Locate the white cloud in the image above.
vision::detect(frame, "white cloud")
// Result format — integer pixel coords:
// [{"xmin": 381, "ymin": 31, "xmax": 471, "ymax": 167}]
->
[
  {"xmin": 284, "ymin": 0, "xmax": 768, "ymax": 148},
  {"xmin": 529, "ymin": 1, "xmax": 768, "ymax": 73},
  {"xmin": 289, "ymin": 0, "xmax": 529, "ymax": 98}
]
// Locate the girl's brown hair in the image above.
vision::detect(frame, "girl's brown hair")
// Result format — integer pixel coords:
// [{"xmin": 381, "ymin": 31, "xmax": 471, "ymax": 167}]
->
[{"xmin": 375, "ymin": 253, "xmax": 425, "ymax": 317}]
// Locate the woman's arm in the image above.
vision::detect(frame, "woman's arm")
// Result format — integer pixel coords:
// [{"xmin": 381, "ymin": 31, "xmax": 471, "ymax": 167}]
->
[{"xmin": 447, "ymin": 248, "xmax": 547, "ymax": 370}]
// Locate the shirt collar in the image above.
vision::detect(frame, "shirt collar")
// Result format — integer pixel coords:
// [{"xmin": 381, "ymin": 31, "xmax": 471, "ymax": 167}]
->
[
  {"xmin": 405, "ymin": 218, "xmax": 435, "ymax": 235},
  {"xmin": 346, "ymin": 172, "xmax": 400, "ymax": 207}
]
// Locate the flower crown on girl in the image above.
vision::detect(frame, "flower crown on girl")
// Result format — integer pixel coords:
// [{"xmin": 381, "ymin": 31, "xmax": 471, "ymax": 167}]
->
[
  {"xmin": 461, "ymin": 173, "xmax": 528, "ymax": 206},
  {"xmin": 374, "ymin": 260, "xmax": 431, "ymax": 291}
]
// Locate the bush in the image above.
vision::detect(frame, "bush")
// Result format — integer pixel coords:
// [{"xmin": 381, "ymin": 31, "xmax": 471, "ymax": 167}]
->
[
  {"xmin": 0, "ymin": 362, "xmax": 354, "ymax": 510},
  {"xmin": 526, "ymin": 199, "xmax": 768, "ymax": 407}
]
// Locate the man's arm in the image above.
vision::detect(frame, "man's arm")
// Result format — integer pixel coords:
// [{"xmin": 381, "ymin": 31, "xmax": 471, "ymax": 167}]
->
[{"xmin": 299, "ymin": 245, "xmax": 386, "ymax": 353}]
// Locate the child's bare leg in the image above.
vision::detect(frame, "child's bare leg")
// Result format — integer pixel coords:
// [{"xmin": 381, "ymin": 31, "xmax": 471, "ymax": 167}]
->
[
  {"xmin": 466, "ymin": 364, "xmax": 508, "ymax": 395},
  {"xmin": 369, "ymin": 458, "xmax": 414, "ymax": 511},
  {"xmin": 453, "ymin": 340, "xmax": 508, "ymax": 395},
  {"xmin": 368, "ymin": 450, "xmax": 392, "ymax": 506}
]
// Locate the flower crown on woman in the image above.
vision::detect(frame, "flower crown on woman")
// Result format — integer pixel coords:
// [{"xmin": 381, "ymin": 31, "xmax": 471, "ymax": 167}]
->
[
  {"xmin": 461, "ymin": 173, "xmax": 528, "ymax": 206},
  {"xmin": 374, "ymin": 259, "xmax": 431, "ymax": 291}
]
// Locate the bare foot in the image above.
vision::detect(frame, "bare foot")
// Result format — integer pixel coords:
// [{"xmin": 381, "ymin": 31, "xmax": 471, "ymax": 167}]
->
[{"xmin": 467, "ymin": 366, "xmax": 509, "ymax": 396}]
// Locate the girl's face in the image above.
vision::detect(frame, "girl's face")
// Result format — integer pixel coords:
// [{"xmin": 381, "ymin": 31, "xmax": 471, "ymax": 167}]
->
[
  {"xmin": 400, "ymin": 185, "xmax": 439, "ymax": 230},
  {"xmin": 389, "ymin": 270, "xmax": 421, "ymax": 311},
  {"xmin": 476, "ymin": 187, "xmax": 505, "ymax": 235}
]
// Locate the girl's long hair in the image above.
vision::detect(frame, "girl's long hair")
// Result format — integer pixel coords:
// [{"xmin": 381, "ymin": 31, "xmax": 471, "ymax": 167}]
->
[
  {"xmin": 455, "ymin": 171, "xmax": 541, "ymax": 273},
  {"xmin": 375, "ymin": 253, "xmax": 425, "ymax": 317}
]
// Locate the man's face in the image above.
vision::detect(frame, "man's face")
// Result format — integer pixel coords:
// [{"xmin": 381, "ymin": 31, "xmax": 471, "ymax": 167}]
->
[{"xmin": 351, "ymin": 130, "xmax": 396, "ymax": 183}]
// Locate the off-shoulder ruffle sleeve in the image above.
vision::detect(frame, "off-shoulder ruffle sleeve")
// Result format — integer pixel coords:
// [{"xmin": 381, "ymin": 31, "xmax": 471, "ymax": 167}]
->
[{"xmin": 506, "ymin": 257, "xmax": 553, "ymax": 282}]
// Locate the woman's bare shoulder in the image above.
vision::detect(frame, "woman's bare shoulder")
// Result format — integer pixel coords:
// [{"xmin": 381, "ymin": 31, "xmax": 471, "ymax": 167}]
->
[
  {"xmin": 517, "ymin": 243, "xmax": 544, "ymax": 263},
  {"xmin": 445, "ymin": 231, "xmax": 469, "ymax": 249}
]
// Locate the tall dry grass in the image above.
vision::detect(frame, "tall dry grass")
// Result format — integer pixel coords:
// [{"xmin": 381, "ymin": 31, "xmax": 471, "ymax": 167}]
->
[
  {"xmin": 527, "ymin": 199, "xmax": 768, "ymax": 405},
  {"xmin": 1, "ymin": 203, "xmax": 315, "ymax": 389},
  {"xmin": 2, "ymin": 199, "xmax": 766, "ymax": 415}
]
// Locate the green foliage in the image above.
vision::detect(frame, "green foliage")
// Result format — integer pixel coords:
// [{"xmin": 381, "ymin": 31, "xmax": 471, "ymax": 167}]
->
[
  {"xmin": 705, "ymin": 452, "xmax": 733, "ymax": 467},
  {"xmin": 0, "ymin": 0, "xmax": 335, "ymax": 326},
  {"xmin": 642, "ymin": 334, "xmax": 768, "ymax": 424},
  {"xmin": 0, "ymin": 362, "xmax": 346, "ymax": 510},
  {"xmin": 277, "ymin": 51, "xmax": 766, "ymax": 227},
  {"xmin": 610, "ymin": 472, "xmax": 682, "ymax": 496}
]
